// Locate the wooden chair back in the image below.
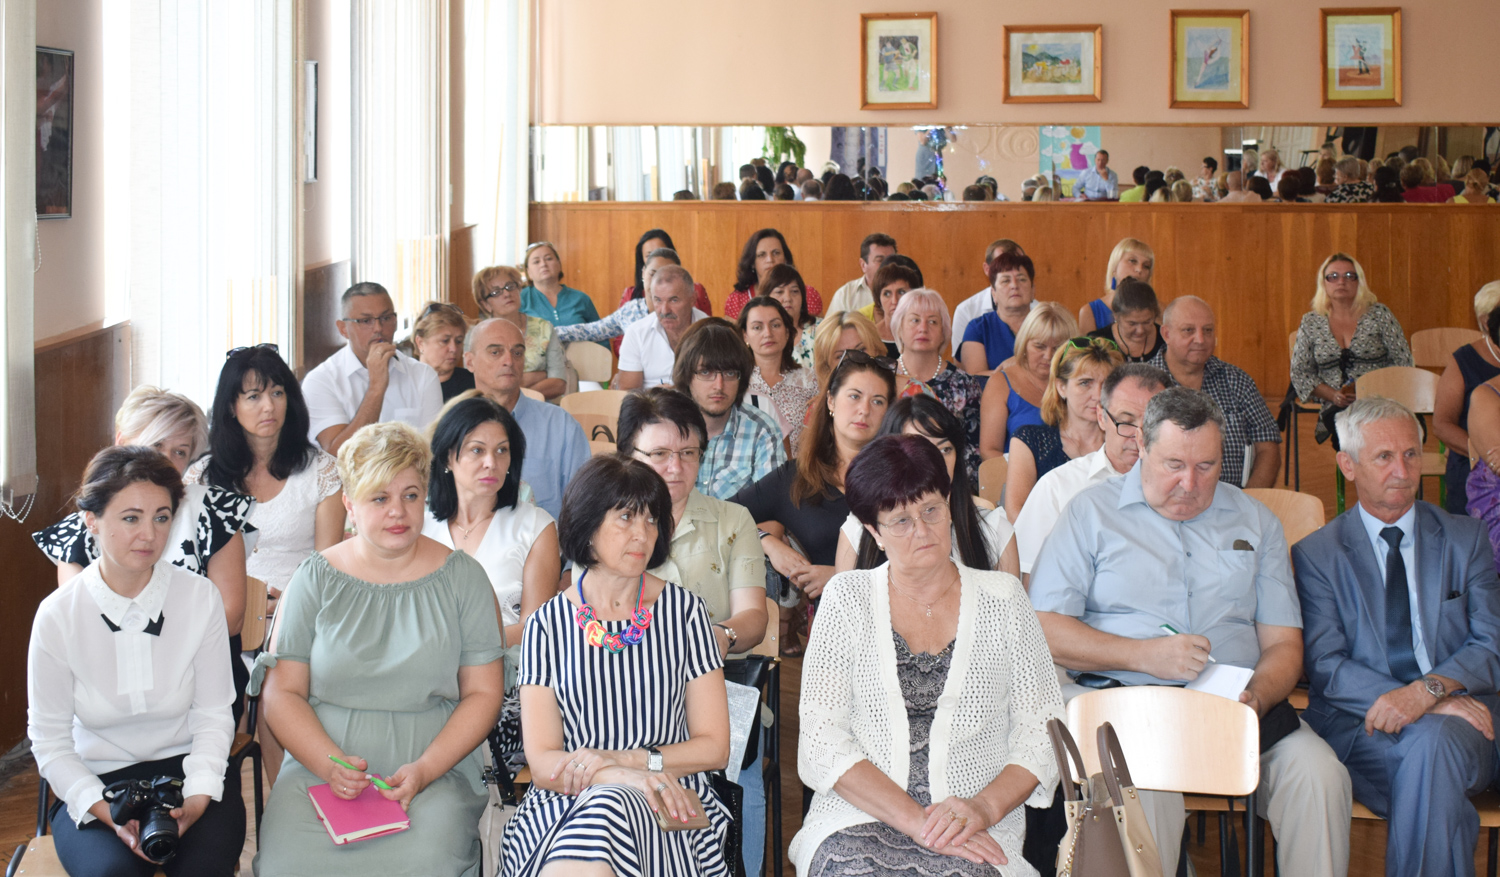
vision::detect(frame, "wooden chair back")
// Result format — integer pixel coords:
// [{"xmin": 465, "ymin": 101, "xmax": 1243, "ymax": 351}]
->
[
  {"xmin": 1355, "ymin": 366, "xmax": 1439, "ymax": 414},
  {"xmin": 751, "ymin": 596, "xmax": 780, "ymax": 657},
  {"xmin": 1243, "ymin": 488, "xmax": 1325, "ymax": 547},
  {"xmin": 565, "ymin": 341, "xmax": 615, "ymax": 383},
  {"xmin": 589, "ymin": 440, "xmax": 617, "ymax": 457},
  {"xmin": 1066, "ymin": 686, "xmax": 1260, "ymax": 796},
  {"xmin": 1287, "ymin": 329, "xmax": 1298, "ymax": 356},
  {"xmin": 1410, "ymin": 327, "xmax": 1480, "ymax": 370},
  {"xmin": 520, "ymin": 387, "xmax": 545, "ymax": 402},
  {"xmin": 977, "ymin": 456, "xmax": 1008, "ymax": 506},
  {"xmin": 973, "ymin": 495, "xmax": 997, "ymax": 511},
  {"xmin": 560, "ymin": 389, "xmax": 630, "ymax": 441},
  {"xmin": 243, "ymin": 576, "xmax": 269, "ymax": 650}
]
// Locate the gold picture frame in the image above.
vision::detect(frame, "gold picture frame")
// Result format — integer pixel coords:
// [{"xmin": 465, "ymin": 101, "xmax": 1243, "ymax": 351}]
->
[
  {"xmin": 860, "ymin": 12, "xmax": 938, "ymax": 110},
  {"xmin": 1002, "ymin": 25, "xmax": 1103, "ymax": 104},
  {"xmin": 1320, "ymin": 7, "xmax": 1401, "ymax": 107},
  {"xmin": 1169, "ymin": 9, "xmax": 1250, "ymax": 109}
]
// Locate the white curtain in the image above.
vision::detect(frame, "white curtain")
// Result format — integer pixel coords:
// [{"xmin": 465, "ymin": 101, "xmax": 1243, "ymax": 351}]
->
[
  {"xmin": 464, "ymin": 0, "xmax": 528, "ymax": 268},
  {"xmin": 0, "ymin": 0, "xmax": 38, "ymax": 511}
]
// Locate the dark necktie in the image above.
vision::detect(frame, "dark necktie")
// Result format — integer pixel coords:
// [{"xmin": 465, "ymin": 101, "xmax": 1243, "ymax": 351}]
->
[{"xmin": 1380, "ymin": 526, "xmax": 1421, "ymax": 683}]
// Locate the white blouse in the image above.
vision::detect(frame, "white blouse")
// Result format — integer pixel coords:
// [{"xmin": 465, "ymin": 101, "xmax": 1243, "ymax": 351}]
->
[
  {"xmin": 791, "ymin": 564, "xmax": 1063, "ymax": 876},
  {"xmin": 422, "ymin": 500, "xmax": 556, "ymax": 626},
  {"xmin": 838, "ymin": 507, "xmax": 1015, "ymax": 570},
  {"xmin": 27, "ymin": 562, "xmax": 235, "ymax": 825}
]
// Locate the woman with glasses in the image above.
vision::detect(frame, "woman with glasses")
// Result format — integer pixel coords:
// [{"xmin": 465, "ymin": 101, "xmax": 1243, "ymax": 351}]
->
[
  {"xmin": 757, "ymin": 263, "xmax": 820, "ymax": 369},
  {"xmin": 792, "ymin": 435, "xmax": 1062, "ymax": 877},
  {"xmin": 738, "ymin": 295, "xmax": 818, "ymax": 451},
  {"xmin": 959, "ymin": 251, "xmax": 1040, "ymax": 376},
  {"xmin": 1291, "ymin": 253, "xmax": 1412, "ymax": 448},
  {"xmin": 891, "ymin": 289, "xmax": 984, "ymax": 486},
  {"xmin": 724, "ymin": 229, "xmax": 824, "ymax": 320},
  {"xmin": 1077, "ymin": 238, "xmax": 1154, "ymax": 335},
  {"xmin": 519, "ymin": 241, "xmax": 601, "ymax": 330},
  {"xmin": 411, "ymin": 302, "xmax": 476, "ymax": 401},
  {"xmin": 1004, "ymin": 339, "xmax": 1122, "ymax": 522},
  {"xmin": 978, "ymin": 303, "xmax": 1077, "ymax": 461},
  {"xmin": 475, "ymin": 264, "xmax": 568, "ymax": 401},
  {"xmin": 1087, "ymin": 277, "xmax": 1165, "ymax": 363}
]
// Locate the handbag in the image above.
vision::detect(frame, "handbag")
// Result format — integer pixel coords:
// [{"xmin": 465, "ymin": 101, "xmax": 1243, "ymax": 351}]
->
[
  {"xmin": 1048, "ymin": 718, "xmax": 1163, "ymax": 877},
  {"xmin": 479, "ymin": 728, "xmax": 522, "ymax": 877}
]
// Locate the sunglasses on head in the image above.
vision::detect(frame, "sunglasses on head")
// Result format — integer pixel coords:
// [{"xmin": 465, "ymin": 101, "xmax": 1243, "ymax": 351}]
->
[
  {"xmin": 835, "ymin": 348, "xmax": 897, "ymax": 372},
  {"xmin": 419, "ymin": 301, "xmax": 466, "ymax": 319},
  {"xmin": 226, "ymin": 342, "xmax": 280, "ymax": 360},
  {"xmin": 1065, "ymin": 336, "xmax": 1121, "ymax": 352}
]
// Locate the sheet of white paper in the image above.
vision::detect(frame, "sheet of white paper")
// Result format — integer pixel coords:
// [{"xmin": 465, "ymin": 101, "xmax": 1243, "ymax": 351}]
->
[
  {"xmin": 1184, "ymin": 663, "xmax": 1255, "ymax": 701},
  {"xmin": 724, "ymin": 681, "xmax": 761, "ymax": 784}
]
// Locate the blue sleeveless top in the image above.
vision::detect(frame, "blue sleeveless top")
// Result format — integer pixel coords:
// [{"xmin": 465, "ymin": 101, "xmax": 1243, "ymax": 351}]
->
[
  {"xmin": 1014, "ymin": 424, "xmax": 1071, "ymax": 480},
  {"xmin": 1089, "ymin": 298, "xmax": 1115, "ymax": 330},
  {"xmin": 1001, "ymin": 371, "xmax": 1044, "ymax": 451}
]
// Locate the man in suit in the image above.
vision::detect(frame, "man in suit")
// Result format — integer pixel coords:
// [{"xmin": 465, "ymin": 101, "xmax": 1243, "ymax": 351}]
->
[{"xmin": 1294, "ymin": 396, "xmax": 1500, "ymax": 876}]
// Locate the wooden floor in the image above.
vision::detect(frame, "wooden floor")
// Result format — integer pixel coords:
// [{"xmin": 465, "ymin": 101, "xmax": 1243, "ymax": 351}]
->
[{"xmin": 0, "ymin": 409, "xmax": 1483, "ymax": 875}]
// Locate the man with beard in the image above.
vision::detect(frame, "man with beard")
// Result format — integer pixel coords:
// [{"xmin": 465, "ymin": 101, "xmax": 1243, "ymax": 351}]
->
[{"xmin": 616, "ymin": 264, "xmax": 706, "ymax": 389}]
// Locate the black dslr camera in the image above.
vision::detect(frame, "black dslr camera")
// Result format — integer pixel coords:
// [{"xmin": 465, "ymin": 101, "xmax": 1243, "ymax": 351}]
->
[{"xmin": 102, "ymin": 776, "xmax": 184, "ymax": 863}]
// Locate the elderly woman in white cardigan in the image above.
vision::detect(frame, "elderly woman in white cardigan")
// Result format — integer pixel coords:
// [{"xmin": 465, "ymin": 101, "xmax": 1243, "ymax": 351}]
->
[{"xmin": 791, "ymin": 435, "xmax": 1064, "ymax": 877}]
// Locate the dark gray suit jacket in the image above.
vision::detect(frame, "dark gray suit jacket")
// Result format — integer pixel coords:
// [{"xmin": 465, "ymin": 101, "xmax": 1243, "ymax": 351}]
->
[{"xmin": 1291, "ymin": 501, "xmax": 1500, "ymax": 759}]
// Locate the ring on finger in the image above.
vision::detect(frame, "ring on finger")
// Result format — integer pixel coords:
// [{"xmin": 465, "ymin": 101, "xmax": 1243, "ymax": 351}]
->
[{"xmin": 655, "ymin": 782, "xmax": 668, "ymax": 794}]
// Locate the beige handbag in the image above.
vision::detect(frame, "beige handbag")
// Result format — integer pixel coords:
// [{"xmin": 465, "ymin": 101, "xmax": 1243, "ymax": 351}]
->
[{"xmin": 1048, "ymin": 718, "xmax": 1163, "ymax": 877}]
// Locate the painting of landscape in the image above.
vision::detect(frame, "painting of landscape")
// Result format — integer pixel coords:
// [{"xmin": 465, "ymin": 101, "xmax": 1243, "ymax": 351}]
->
[
  {"xmin": 1021, "ymin": 42, "xmax": 1084, "ymax": 85},
  {"xmin": 1003, "ymin": 26, "xmax": 1100, "ymax": 103}
]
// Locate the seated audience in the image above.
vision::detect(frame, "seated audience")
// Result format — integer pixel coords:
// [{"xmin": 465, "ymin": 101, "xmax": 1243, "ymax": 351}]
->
[
  {"xmin": 1163, "ymin": 166, "xmax": 1185, "ymax": 185},
  {"xmin": 961, "ymin": 184, "xmax": 987, "ymax": 201},
  {"xmin": 792, "ymin": 434, "xmax": 1062, "ymax": 877},
  {"xmin": 1218, "ymin": 171, "xmax": 1262, "ymax": 203},
  {"xmin": 671, "ymin": 319, "xmax": 785, "ymax": 500},
  {"xmin": 826, "ymin": 233, "xmax": 898, "ymax": 316},
  {"xmin": 976, "ymin": 175, "xmax": 999, "ymax": 200},
  {"xmin": 1088, "ymin": 277, "xmax": 1165, "ymax": 363},
  {"xmin": 959, "ymin": 251, "xmax": 1039, "ymax": 374},
  {"xmin": 555, "ymin": 243, "xmax": 700, "ymax": 347},
  {"xmin": 978, "ymin": 303, "xmax": 1075, "ymax": 460},
  {"xmin": 724, "ymin": 229, "xmax": 823, "ymax": 319},
  {"xmin": 1005, "ymin": 337, "xmax": 1123, "ymax": 522},
  {"xmin": 1014, "ymin": 364, "xmax": 1169, "ymax": 580},
  {"xmin": 777, "ymin": 160, "xmax": 800, "ymax": 190},
  {"xmin": 773, "ymin": 183, "xmax": 796, "ymax": 201},
  {"xmin": 520, "ymin": 241, "xmax": 600, "ymax": 329},
  {"xmin": 1032, "ymin": 186, "xmax": 1056, "ymax": 202},
  {"xmin": 1072, "ymin": 148, "xmax": 1119, "ymax": 201},
  {"xmin": 28, "ymin": 446, "xmax": 244, "ymax": 877},
  {"xmin": 617, "ymin": 388, "xmax": 772, "ymax": 875},
  {"xmin": 1372, "ymin": 166, "xmax": 1406, "ymax": 203},
  {"xmin": 1193, "ymin": 156, "xmax": 1219, "ymax": 201},
  {"xmin": 951, "ymin": 239, "xmax": 1026, "ymax": 355},
  {"xmin": 474, "ymin": 263, "xmax": 567, "ymax": 400},
  {"xmin": 1079, "ymin": 237, "xmax": 1155, "ymax": 334},
  {"xmin": 412, "ymin": 301, "xmax": 477, "ymax": 401},
  {"xmin": 740, "ymin": 180, "xmax": 766, "ymax": 200},
  {"xmin": 739, "ymin": 296, "xmax": 819, "ymax": 450},
  {"xmin": 613, "ymin": 229, "xmax": 711, "ymax": 317},
  {"xmin": 759, "ymin": 263, "xmax": 821, "ymax": 369},
  {"xmin": 756, "ymin": 164, "xmax": 777, "ymax": 195},
  {"xmin": 1295, "ymin": 397, "xmax": 1500, "ymax": 877},
  {"xmin": 254, "ymin": 422, "xmax": 503, "ymax": 876},
  {"xmin": 1256, "ymin": 147, "xmax": 1288, "ymax": 189},
  {"xmin": 711, "ymin": 181, "xmax": 737, "ymax": 200},
  {"xmin": 891, "ymin": 289, "xmax": 983, "ymax": 481},
  {"xmin": 867, "ymin": 259, "xmax": 921, "ymax": 358},
  {"xmin": 301, "ymin": 281, "xmax": 443, "ymax": 453},
  {"xmin": 617, "ymin": 264, "xmax": 708, "ymax": 389},
  {"xmin": 466, "ymin": 318, "xmax": 589, "ymax": 519},
  {"xmin": 499, "ymin": 455, "xmax": 732, "ymax": 876},
  {"xmin": 738, "ymin": 164, "xmax": 756, "ymax": 185},
  {"xmin": 811, "ymin": 310, "xmax": 886, "ymax": 389},
  {"xmin": 1455, "ymin": 169, "xmax": 1497, "ymax": 204},
  {"xmin": 1435, "ymin": 282, "xmax": 1500, "ymax": 515},
  {"xmin": 1150, "ymin": 296, "xmax": 1282, "ymax": 487},
  {"xmin": 801, "ymin": 179, "xmax": 823, "ymax": 201},
  {"xmin": 1170, "ymin": 180, "xmax": 1194, "ymax": 202},
  {"xmin": 1032, "ymin": 387, "xmax": 1352, "ymax": 877},
  {"xmin": 1247, "ymin": 175, "xmax": 1276, "ymax": 201},
  {"xmin": 1400, "ymin": 164, "xmax": 1450, "ymax": 203},
  {"xmin": 1326, "ymin": 156, "xmax": 1376, "ymax": 203},
  {"xmin": 834, "ymin": 396, "xmax": 1018, "ymax": 576},
  {"xmin": 1292, "ymin": 253, "xmax": 1413, "ymax": 448},
  {"xmin": 1313, "ymin": 159, "xmax": 1337, "ymax": 196},
  {"xmin": 1276, "ymin": 174, "xmax": 1310, "ymax": 203},
  {"xmin": 1118, "ymin": 165, "xmax": 1150, "ymax": 202}
]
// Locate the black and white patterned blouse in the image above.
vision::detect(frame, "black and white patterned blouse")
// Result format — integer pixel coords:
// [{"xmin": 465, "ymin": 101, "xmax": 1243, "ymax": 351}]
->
[
  {"xmin": 33, "ymin": 484, "xmax": 254, "ymax": 575},
  {"xmin": 1291, "ymin": 303, "xmax": 1413, "ymax": 416}
]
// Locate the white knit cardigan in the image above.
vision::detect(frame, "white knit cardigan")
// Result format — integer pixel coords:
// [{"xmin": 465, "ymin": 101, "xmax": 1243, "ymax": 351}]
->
[{"xmin": 790, "ymin": 563, "xmax": 1064, "ymax": 876}]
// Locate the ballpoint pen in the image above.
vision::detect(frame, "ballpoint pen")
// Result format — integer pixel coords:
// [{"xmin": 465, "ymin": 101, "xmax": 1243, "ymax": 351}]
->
[
  {"xmin": 1160, "ymin": 623, "xmax": 1217, "ymax": 663},
  {"xmin": 328, "ymin": 754, "xmax": 395, "ymax": 790}
]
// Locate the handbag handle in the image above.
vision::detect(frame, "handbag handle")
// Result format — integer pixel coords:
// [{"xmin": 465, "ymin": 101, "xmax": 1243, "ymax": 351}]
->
[
  {"xmin": 1047, "ymin": 718, "xmax": 1089, "ymax": 803},
  {"xmin": 1096, "ymin": 721, "xmax": 1134, "ymax": 807}
]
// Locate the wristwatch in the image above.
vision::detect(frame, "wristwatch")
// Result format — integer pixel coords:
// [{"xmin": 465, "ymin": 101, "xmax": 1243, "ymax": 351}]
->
[
  {"xmin": 646, "ymin": 746, "xmax": 664, "ymax": 773},
  {"xmin": 714, "ymin": 623, "xmax": 739, "ymax": 650},
  {"xmin": 1420, "ymin": 675, "xmax": 1447, "ymax": 700}
]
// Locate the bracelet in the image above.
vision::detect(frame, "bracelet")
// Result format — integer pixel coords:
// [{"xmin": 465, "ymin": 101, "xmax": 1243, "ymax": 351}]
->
[
  {"xmin": 713, "ymin": 623, "xmax": 739, "ymax": 649},
  {"xmin": 756, "ymin": 529, "xmax": 772, "ymax": 540}
]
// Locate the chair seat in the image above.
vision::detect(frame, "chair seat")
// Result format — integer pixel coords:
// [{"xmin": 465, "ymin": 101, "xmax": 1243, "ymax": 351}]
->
[
  {"xmin": 1351, "ymin": 790, "xmax": 1500, "ymax": 827},
  {"xmin": 1184, "ymin": 793, "xmax": 1251, "ymax": 813},
  {"xmin": 231, "ymin": 731, "xmax": 254, "ymax": 757},
  {"xmin": 514, "ymin": 765, "xmax": 532, "ymax": 785},
  {"xmin": 14, "ymin": 835, "xmax": 167, "ymax": 877}
]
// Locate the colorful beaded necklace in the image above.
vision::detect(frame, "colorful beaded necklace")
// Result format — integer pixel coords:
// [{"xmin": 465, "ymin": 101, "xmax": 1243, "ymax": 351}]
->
[{"xmin": 574, "ymin": 571, "xmax": 652, "ymax": 652}]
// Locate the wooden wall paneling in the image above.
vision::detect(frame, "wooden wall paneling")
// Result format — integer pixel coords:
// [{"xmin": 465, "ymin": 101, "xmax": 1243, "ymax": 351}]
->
[{"xmin": 302, "ymin": 260, "xmax": 352, "ymax": 376}]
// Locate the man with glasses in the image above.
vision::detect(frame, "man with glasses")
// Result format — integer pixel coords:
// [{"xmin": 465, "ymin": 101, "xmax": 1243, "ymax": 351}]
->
[
  {"xmin": 617, "ymin": 265, "xmax": 707, "ymax": 390},
  {"xmin": 1013, "ymin": 363, "xmax": 1169, "ymax": 583},
  {"xmin": 672, "ymin": 319, "xmax": 785, "ymax": 500},
  {"xmin": 302, "ymin": 282, "xmax": 443, "ymax": 454}
]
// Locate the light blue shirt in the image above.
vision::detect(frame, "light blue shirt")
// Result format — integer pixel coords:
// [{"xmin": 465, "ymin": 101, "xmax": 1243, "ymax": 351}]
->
[
  {"xmin": 1029, "ymin": 465, "xmax": 1301, "ymax": 686},
  {"xmin": 1355, "ymin": 502, "xmax": 1432, "ymax": 675},
  {"xmin": 1073, "ymin": 166, "xmax": 1119, "ymax": 200},
  {"xmin": 511, "ymin": 393, "xmax": 590, "ymax": 520}
]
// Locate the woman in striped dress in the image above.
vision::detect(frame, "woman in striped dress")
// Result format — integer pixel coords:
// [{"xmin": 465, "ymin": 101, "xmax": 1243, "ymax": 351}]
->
[{"xmin": 500, "ymin": 455, "xmax": 732, "ymax": 877}]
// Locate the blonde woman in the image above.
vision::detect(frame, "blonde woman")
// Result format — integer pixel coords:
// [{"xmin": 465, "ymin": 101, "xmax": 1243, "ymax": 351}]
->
[
  {"xmin": 1257, "ymin": 147, "xmax": 1286, "ymax": 189},
  {"xmin": 978, "ymin": 302, "xmax": 1077, "ymax": 460},
  {"xmin": 475, "ymin": 264, "xmax": 567, "ymax": 400},
  {"xmin": 1455, "ymin": 169, "xmax": 1497, "ymax": 204},
  {"xmin": 1078, "ymin": 238, "xmax": 1154, "ymax": 334},
  {"xmin": 812, "ymin": 309, "xmax": 885, "ymax": 389},
  {"xmin": 891, "ymin": 289, "xmax": 984, "ymax": 482},
  {"xmin": 411, "ymin": 301, "xmax": 476, "ymax": 401},
  {"xmin": 1435, "ymin": 281, "xmax": 1500, "ymax": 514},
  {"xmin": 1291, "ymin": 253, "xmax": 1413, "ymax": 448},
  {"xmin": 1170, "ymin": 179, "xmax": 1195, "ymax": 202},
  {"xmin": 1031, "ymin": 186, "xmax": 1055, "ymax": 203}
]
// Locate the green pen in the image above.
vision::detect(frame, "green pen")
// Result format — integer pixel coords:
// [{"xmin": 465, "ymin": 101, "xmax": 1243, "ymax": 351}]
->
[
  {"xmin": 328, "ymin": 754, "xmax": 395, "ymax": 790},
  {"xmin": 1159, "ymin": 623, "xmax": 1217, "ymax": 663}
]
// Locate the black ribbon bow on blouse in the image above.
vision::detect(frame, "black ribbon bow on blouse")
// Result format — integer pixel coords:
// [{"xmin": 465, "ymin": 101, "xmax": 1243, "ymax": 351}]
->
[{"xmin": 100, "ymin": 614, "xmax": 165, "ymax": 636}]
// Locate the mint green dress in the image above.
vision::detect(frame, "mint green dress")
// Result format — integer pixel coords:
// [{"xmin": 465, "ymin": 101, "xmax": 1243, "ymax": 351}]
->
[{"xmin": 250, "ymin": 551, "xmax": 505, "ymax": 877}]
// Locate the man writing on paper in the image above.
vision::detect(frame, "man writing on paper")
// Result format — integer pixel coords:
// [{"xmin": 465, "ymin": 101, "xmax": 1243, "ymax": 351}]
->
[
  {"xmin": 1293, "ymin": 397, "xmax": 1500, "ymax": 877},
  {"xmin": 1029, "ymin": 387, "xmax": 1351, "ymax": 877}
]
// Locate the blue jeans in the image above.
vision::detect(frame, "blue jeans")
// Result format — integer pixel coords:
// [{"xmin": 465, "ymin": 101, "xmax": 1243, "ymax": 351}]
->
[{"xmin": 737, "ymin": 733, "xmax": 766, "ymax": 876}]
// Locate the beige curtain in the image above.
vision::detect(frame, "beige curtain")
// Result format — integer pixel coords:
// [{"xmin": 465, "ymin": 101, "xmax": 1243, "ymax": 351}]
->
[{"xmin": 0, "ymin": 0, "xmax": 39, "ymax": 513}]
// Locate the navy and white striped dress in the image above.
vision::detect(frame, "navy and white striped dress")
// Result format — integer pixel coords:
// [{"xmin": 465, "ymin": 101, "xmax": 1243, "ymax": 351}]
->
[{"xmin": 499, "ymin": 582, "xmax": 731, "ymax": 877}]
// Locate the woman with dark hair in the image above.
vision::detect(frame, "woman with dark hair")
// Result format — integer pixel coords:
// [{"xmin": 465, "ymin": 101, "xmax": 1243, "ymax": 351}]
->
[
  {"xmin": 28, "ymin": 446, "xmax": 245, "ymax": 876},
  {"xmin": 959, "ymin": 250, "xmax": 1040, "ymax": 375},
  {"xmin": 834, "ymin": 396, "xmax": 1018, "ymax": 576},
  {"xmin": 1372, "ymin": 165, "xmax": 1406, "ymax": 203},
  {"xmin": 500, "ymin": 454, "xmax": 733, "ymax": 877},
  {"xmin": 757, "ymin": 262, "xmax": 820, "ymax": 368},
  {"xmin": 792, "ymin": 435, "xmax": 1062, "ymax": 877},
  {"xmin": 615, "ymin": 230, "xmax": 711, "ymax": 312},
  {"xmin": 1246, "ymin": 175, "xmax": 1275, "ymax": 202},
  {"xmin": 1088, "ymin": 277, "xmax": 1165, "ymax": 363},
  {"xmin": 755, "ymin": 164, "xmax": 777, "ymax": 195},
  {"xmin": 778, "ymin": 161, "xmax": 800, "ymax": 189},
  {"xmin": 724, "ymin": 228, "xmax": 824, "ymax": 320},
  {"xmin": 740, "ymin": 180, "xmax": 767, "ymax": 201},
  {"xmin": 739, "ymin": 296, "xmax": 819, "ymax": 450},
  {"xmin": 823, "ymin": 173, "xmax": 857, "ymax": 201},
  {"xmin": 868, "ymin": 260, "xmax": 923, "ymax": 358}
]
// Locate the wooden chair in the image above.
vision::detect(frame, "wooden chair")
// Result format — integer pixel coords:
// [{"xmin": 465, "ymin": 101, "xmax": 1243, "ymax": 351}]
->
[
  {"xmin": 589, "ymin": 440, "xmax": 617, "ymax": 457},
  {"xmin": 565, "ymin": 341, "xmax": 615, "ymax": 384},
  {"xmin": 977, "ymin": 456, "xmax": 1007, "ymax": 506},
  {"xmin": 1068, "ymin": 686, "xmax": 1262, "ymax": 876},
  {"xmin": 7, "ymin": 829, "xmax": 168, "ymax": 877},
  {"xmin": 559, "ymin": 389, "xmax": 630, "ymax": 444},
  {"xmin": 1243, "ymin": 488, "xmax": 1325, "ymax": 547},
  {"xmin": 973, "ymin": 495, "xmax": 997, "ymax": 511},
  {"xmin": 1411, "ymin": 327, "xmax": 1480, "ymax": 370},
  {"xmin": 520, "ymin": 386, "xmax": 545, "ymax": 402},
  {"xmin": 243, "ymin": 575, "xmax": 269, "ymax": 651},
  {"xmin": 1354, "ymin": 366, "xmax": 1447, "ymax": 505},
  {"xmin": 1283, "ymin": 329, "xmax": 1321, "ymax": 492}
]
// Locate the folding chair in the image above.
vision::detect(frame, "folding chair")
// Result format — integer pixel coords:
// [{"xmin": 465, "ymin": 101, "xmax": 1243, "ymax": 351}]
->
[
  {"xmin": 1242, "ymin": 488, "xmax": 1325, "ymax": 547},
  {"xmin": 559, "ymin": 389, "xmax": 630, "ymax": 444},
  {"xmin": 1410, "ymin": 328, "xmax": 1481, "ymax": 370},
  {"xmin": 1355, "ymin": 366, "xmax": 1446, "ymax": 507},
  {"xmin": 565, "ymin": 341, "xmax": 616, "ymax": 384}
]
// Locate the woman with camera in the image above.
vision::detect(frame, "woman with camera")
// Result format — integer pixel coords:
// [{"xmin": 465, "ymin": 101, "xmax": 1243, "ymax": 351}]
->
[{"xmin": 27, "ymin": 446, "xmax": 244, "ymax": 876}]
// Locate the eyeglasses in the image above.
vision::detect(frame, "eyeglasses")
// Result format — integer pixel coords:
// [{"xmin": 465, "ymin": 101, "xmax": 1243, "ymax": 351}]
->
[
  {"xmin": 340, "ymin": 313, "xmax": 399, "ymax": 329},
  {"xmin": 635, "ymin": 447, "xmax": 703, "ymax": 466},
  {"xmin": 1101, "ymin": 404, "xmax": 1139, "ymax": 438},
  {"xmin": 226, "ymin": 342, "xmax": 279, "ymax": 359},
  {"xmin": 1324, "ymin": 271, "xmax": 1359, "ymax": 283},
  {"xmin": 419, "ymin": 301, "xmax": 466, "ymax": 319},
  {"xmin": 479, "ymin": 282, "xmax": 521, "ymax": 303},
  {"xmin": 835, "ymin": 348, "xmax": 897, "ymax": 372},
  {"xmin": 1065, "ymin": 336, "xmax": 1121, "ymax": 352},
  {"xmin": 693, "ymin": 368, "xmax": 741, "ymax": 382},
  {"xmin": 877, "ymin": 502, "xmax": 950, "ymax": 537}
]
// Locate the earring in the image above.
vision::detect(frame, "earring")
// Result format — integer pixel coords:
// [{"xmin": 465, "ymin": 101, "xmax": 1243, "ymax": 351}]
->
[
  {"xmin": 444, "ymin": 466, "xmax": 451, "ymax": 474},
  {"xmin": 876, "ymin": 542, "xmax": 886, "ymax": 551}
]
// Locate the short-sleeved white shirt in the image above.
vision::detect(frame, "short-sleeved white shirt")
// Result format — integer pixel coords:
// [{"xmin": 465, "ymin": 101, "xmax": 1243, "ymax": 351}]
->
[
  {"xmin": 617, "ymin": 308, "xmax": 707, "ymax": 386},
  {"xmin": 1014, "ymin": 447, "xmax": 1126, "ymax": 575},
  {"xmin": 300, "ymin": 345, "xmax": 444, "ymax": 445}
]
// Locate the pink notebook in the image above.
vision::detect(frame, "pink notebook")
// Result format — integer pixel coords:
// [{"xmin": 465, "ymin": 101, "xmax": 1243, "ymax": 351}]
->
[{"xmin": 307, "ymin": 781, "xmax": 411, "ymax": 845}]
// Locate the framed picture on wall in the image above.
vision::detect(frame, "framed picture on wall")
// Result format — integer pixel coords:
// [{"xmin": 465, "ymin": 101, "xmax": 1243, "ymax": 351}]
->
[
  {"xmin": 860, "ymin": 12, "xmax": 938, "ymax": 110},
  {"xmin": 36, "ymin": 47, "xmax": 74, "ymax": 219},
  {"xmin": 1168, "ymin": 10, "xmax": 1249, "ymax": 109},
  {"xmin": 1002, "ymin": 25, "xmax": 1102, "ymax": 103},
  {"xmin": 1320, "ymin": 8, "xmax": 1401, "ymax": 107}
]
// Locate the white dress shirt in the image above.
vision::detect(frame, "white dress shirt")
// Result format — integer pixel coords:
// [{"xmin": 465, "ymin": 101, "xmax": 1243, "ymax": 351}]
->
[
  {"xmin": 1015, "ymin": 447, "xmax": 1126, "ymax": 575},
  {"xmin": 826, "ymin": 277, "xmax": 873, "ymax": 316},
  {"xmin": 27, "ymin": 561, "xmax": 235, "ymax": 825},
  {"xmin": 422, "ymin": 500, "xmax": 556, "ymax": 626},
  {"xmin": 617, "ymin": 308, "xmax": 707, "ymax": 386},
  {"xmin": 950, "ymin": 287, "xmax": 994, "ymax": 358},
  {"xmin": 1356, "ymin": 502, "xmax": 1431, "ymax": 674},
  {"xmin": 300, "ymin": 345, "xmax": 444, "ymax": 445}
]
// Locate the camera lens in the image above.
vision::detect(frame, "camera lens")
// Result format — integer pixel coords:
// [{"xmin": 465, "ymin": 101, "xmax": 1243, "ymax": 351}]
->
[{"xmin": 138, "ymin": 810, "xmax": 180, "ymax": 864}]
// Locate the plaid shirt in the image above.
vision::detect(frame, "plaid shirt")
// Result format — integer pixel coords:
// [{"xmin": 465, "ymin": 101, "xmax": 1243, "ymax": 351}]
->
[
  {"xmin": 1149, "ymin": 351, "xmax": 1281, "ymax": 487},
  {"xmin": 698, "ymin": 404, "xmax": 787, "ymax": 500}
]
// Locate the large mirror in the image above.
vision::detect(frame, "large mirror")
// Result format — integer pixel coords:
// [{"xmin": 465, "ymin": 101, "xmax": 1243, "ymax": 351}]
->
[{"xmin": 531, "ymin": 125, "xmax": 1500, "ymax": 203}]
